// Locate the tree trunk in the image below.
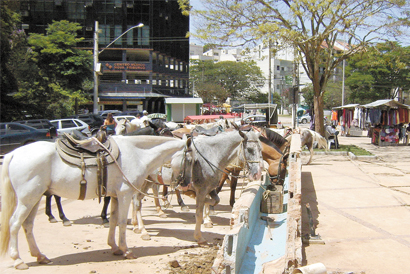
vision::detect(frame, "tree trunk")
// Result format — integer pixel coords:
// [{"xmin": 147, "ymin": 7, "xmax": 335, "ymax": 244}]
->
[{"xmin": 313, "ymin": 83, "xmax": 325, "ymax": 136}]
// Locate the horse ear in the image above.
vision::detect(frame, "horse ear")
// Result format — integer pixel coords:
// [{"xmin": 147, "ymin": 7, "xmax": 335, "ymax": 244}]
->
[
  {"xmin": 186, "ymin": 137, "xmax": 192, "ymax": 148},
  {"xmin": 238, "ymin": 129, "xmax": 248, "ymax": 142},
  {"xmin": 231, "ymin": 121, "xmax": 239, "ymax": 130}
]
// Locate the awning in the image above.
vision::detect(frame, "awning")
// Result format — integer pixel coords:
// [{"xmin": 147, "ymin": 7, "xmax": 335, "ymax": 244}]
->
[{"xmin": 362, "ymin": 99, "xmax": 410, "ymax": 109}]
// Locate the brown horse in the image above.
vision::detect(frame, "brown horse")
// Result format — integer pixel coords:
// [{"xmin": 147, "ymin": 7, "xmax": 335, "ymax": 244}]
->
[{"xmin": 214, "ymin": 132, "xmax": 288, "ymax": 208}]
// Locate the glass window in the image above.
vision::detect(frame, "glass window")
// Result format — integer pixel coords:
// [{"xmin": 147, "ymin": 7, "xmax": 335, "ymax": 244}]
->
[
  {"xmin": 8, "ymin": 124, "xmax": 30, "ymax": 133},
  {"xmin": 61, "ymin": 120, "xmax": 77, "ymax": 129}
]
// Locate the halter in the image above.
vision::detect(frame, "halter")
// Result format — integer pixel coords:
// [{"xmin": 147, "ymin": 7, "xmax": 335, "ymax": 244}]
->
[
  {"xmin": 267, "ymin": 154, "xmax": 286, "ymax": 184},
  {"xmin": 190, "ymin": 135, "xmax": 261, "ymax": 179}
]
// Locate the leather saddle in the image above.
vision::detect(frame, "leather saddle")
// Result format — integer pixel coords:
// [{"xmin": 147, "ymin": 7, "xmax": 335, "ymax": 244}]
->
[{"xmin": 56, "ymin": 132, "xmax": 119, "ymax": 167}]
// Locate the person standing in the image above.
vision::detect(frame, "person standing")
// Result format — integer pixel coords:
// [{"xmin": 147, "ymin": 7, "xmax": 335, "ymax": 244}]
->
[
  {"xmin": 140, "ymin": 110, "xmax": 150, "ymax": 124},
  {"xmin": 103, "ymin": 113, "xmax": 117, "ymax": 135}
]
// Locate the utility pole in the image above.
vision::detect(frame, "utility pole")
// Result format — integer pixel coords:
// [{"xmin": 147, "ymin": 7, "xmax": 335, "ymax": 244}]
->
[
  {"xmin": 93, "ymin": 21, "xmax": 99, "ymax": 114},
  {"xmin": 268, "ymin": 39, "xmax": 272, "ymax": 122}
]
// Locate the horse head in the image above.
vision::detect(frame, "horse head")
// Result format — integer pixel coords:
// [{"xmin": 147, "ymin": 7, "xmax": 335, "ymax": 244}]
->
[
  {"xmin": 268, "ymin": 152, "xmax": 289, "ymax": 185},
  {"xmin": 239, "ymin": 129, "xmax": 263, "ymax": 182},
  {"xmin": 115, "ymin": 119, "xmax": 127, "ymax": 135}
]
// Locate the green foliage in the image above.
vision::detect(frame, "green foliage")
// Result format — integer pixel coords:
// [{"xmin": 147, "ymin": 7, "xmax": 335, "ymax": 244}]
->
[
  {"xmin": 345, "ymin": 42, "xmax": 410, "ymax": 104},
  {"xmin": 1, "ymin": 1, "xmax": 23, "ymax": 121},
  {"xmin": 13, "ymin": 20, "xmax": 93, "ymax": 119},
  {"xmin": 181, "ymin": 0, "xmax": 409, "ymax": 135},
  {"xmin": 190, "ymin": 59, "xmax": 265, "ymax": 103}
]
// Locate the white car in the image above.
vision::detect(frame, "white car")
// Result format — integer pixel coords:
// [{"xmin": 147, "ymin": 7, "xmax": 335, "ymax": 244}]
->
[
  {"xmin": 298, "ymin": 114, "xmax": 312, "ymax": 124},
  {"xmin": 113, "ymin": 115, "xmax": 137, "ymax": 123},
  {"xmin": 50, "ymin": 118, "xmax": 91, "ymax": 136}
]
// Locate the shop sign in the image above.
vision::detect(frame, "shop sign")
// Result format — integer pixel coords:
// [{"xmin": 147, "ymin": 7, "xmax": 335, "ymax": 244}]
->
[{"xmin": 102, "ymin": 62, "xmax": 151, "ymax": 72}]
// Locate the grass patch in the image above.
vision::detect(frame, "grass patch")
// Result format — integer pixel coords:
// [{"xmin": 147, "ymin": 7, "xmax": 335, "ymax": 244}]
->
[{"xmin": 312, "ymin": 145, "xmax": 373, "ymax": 156}]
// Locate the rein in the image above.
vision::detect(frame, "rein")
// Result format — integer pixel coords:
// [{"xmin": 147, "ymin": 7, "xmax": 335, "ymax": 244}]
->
[{"xmin": 91, "ymin": 137, "xmax": 185, "ymax": 200}]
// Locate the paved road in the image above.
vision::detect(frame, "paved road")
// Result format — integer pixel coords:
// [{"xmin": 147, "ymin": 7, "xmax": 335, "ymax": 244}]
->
[{"xmin": 302, "ymin": 136, "xmax": 410, "ymax": 274}]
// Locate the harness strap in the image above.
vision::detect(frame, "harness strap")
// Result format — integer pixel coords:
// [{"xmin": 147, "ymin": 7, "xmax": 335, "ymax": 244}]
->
[{"xmin": 79, "ymin": 153, "xmax": 87, "ymax": 200}]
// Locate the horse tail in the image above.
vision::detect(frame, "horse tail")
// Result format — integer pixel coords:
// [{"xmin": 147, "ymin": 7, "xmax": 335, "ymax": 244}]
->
[{"xmin": 0, "ymin": 153, "xmax": 16, "ymax": 256}]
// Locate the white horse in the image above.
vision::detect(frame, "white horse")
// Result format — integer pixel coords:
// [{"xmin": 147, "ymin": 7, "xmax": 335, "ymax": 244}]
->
[
  {"xmin": 182, "ymin": 129, "xmax": 263, "ymax": 245},
  {"xmin": 0, "ymin": 135, "xmax": 191, "ymax": 270},
  {"xmin": 115, "ymin": 118, "xmax": 140, "ymax": 135}
]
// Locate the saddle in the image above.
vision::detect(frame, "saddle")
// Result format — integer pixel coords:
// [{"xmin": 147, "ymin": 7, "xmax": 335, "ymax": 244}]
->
[{"xmin": 56, "ymin": 132, "xmax": 120, "ymax": 201}]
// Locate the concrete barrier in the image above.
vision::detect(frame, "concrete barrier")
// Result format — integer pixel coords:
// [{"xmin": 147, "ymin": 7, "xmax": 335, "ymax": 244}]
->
[{"xmin": 212, "ymin": 134, "xmax": 303, "ymax": 274}]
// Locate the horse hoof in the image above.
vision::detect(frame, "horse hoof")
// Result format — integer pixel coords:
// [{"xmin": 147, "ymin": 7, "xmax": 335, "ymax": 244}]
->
[
  {"xmin": 197, "ymin": 240, "xmax": 208, "ymax": 246},
  {"xmin": 204, "ymin": 222, "xmax": 213, "ymax": 228},
  {"xmin": 113, "ymin": 249, "xmax": 124, "ymax": 256},
  {"xmin": 49, "ymin": 218, "xmax": 58, "ymax": 223},
  {"xmin": 37, "ymin": 255, "xmax": 52, "ymax": 265},
  {"xmin": 63, "ymin": 220, "xmax": 72, "ymax": 226},
  {"xmin": 14, "ymin": 259, "xmax": 29, "ymax": 270},
  {"xmin": 141, "ymin": 234, "xmax": 151, "ymax": 241},
  {"xmin": 159, "ymin": 213, "xmax": 167, "ymax": 218},
  {"xmin": 133, "ymin": 228, "xmax": 142, "ymax": 234},
  {"xmin": 124, "ymin": 251, "xmax": 137, "ymax": 259},
  {"xmin": 181, "ymin": 205, "xmax": 190, "ymax": 212},
  {"xmin": 103, "ymin": 220, "xmax": 110, "ymax": 228}
]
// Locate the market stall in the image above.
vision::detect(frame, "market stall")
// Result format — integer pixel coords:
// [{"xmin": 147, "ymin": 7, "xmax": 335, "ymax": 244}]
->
[
  {"xmin": 363, "ymin": 99, "xmax": 410, "ymax": 146},
  {"xmin": 332, "ymin": 104, "xmax": 366, "ymax": 137}
]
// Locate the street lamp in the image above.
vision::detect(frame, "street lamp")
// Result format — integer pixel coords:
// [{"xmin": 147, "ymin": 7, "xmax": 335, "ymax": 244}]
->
[{"xmin": 93, "ymin": 21, "xmax": 144, "ymax": 114}]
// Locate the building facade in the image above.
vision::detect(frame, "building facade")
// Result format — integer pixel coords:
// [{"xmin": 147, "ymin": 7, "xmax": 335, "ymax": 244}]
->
[{"xmin": 18, "ymin": 0, "xmax": 190, "ymax": 113}]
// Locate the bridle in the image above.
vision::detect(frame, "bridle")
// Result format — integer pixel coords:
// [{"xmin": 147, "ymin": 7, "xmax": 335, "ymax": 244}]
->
[
  {"xmin": 190, "ymin": 134, "xmax": 261, "ymax": 179},
  {"xmin": 268, "ymin": 153, "xmax": 286, "ymax": 184}
]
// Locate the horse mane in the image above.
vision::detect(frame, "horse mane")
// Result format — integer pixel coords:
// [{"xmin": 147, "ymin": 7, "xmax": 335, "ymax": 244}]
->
[
  {"xmin": 264, "ymin": 128, "xmax": 288, "ymax": 148},
  {"xmin": 259, "ymin": 135, "xmax": 283, "ymax": 155}
]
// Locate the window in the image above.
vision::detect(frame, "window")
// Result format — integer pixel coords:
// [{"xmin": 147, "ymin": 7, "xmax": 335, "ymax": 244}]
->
[
  {"xmin": 61, "ymin": 120, "xmax": 77, "ymax": 129},
  {"xmin": 277, "ymin": 65, "xmax": 280, "ymax": 70},
  {"xmin": 8, "ymin": 124, "xmax": 30, "ymax": 134}
]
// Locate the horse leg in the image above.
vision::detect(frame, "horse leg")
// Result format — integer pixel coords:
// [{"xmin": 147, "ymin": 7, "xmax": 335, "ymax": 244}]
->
[
  {"xmin": 194, "ymin": 191, "xmax": 207, "ymax": 245},
  {"xmin": 229, "ymin": 170, "xmax": 240, "ymax": 207},
  {"xmin": 22, "ymin": 200, "xmax": 52, "ymax": 266},
  {"xmin": 45, "ymin": 195, "xmax": 57, "ymax": 223},
  {"xmin": 9, "ymin": 200, "xmax": 48, "ymax": 270},
  {"xmin": 107, "ymin": 196, "xmax": 120, "ymax": 255},
  {"xmin": 176, "ymin": 189, "xmax": 189, "ymax": 211},
  {"xmin": 152, "ymin": 184, "xmax": 167, "ymax": 218},
  {"xmin": 203, "ymin": 190, "xmax": 220, "ymax": 228},
  {"xmin": 209, "ymin": 170, "xmax": 231, "ymax": 215},
  {"xmin": 116, "ymin": 193, "xmax": 135, "ymax": 259},
  {"xmin": 161, "ymin": 185, "xmax": 172, "ymax": 208},
  {"xmin": 306, "ymin": 145, "xmax": 313, "ymax": 165},
  {"xmin": 54, "ymin": 195, "xmax": 72, "ymax": 226},
  {"xmin": 101, "ymin": 196, "xmax": 111, "ymax": 227},
  {"xmin": 131, "ymin": 193, "xmax": 151, "ymax": 240}
]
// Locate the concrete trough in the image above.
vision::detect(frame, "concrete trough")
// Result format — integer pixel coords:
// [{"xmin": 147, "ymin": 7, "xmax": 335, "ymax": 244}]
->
[{"xmin": 212, "ymin": 134, "xmax": 303, "ymax": 274}]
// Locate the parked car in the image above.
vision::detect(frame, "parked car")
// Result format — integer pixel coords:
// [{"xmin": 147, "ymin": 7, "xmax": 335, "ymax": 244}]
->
[
  {"xmin": 99, "ymin": 110, "xmax": 121, "ymax": 119},
  {"xmin": 116, "ymin": 110, "xmax": 142, "ymax": 117},
  {"xmin": 237, "ymin": 115, "xmax": 267, "ymax": 127},
  {"xmin": 298, "ymin": 114, "xmax": 312, "ymax": 124},
  {"xmin": 50, "ymin": 118, "xmax": 91, "ymax": 136},
  {"xmin": 68, "ymin": 114, "xmax": 104, "ymax": 130},
  {"xmin": 14, "ymin": 119, "xmax": 57, "ymax": 131},
  {"xmin": 0, "ymin": 122, "xmax": 56, "ymax": 155},
  {"xmin": 113, "ymin": 115, "xmax": 137, "ymax": 123}
]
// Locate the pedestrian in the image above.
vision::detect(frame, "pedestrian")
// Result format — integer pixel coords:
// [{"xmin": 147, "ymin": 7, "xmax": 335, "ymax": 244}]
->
[{"xmin": 103, "ymin": 113, "xmax": 117, "ymax": 135}]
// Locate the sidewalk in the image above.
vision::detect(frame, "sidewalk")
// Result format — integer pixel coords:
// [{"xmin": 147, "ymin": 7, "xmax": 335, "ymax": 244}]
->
[{"xmin": 301, "ymin": 135, "xmax": 410, "ymax": 273}]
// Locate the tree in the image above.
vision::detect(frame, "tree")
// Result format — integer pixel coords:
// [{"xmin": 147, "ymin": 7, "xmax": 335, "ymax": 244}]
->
[
  {"xmin": 14, "ymin": 20, "xmax": 93, "ymax": 119},
  {"xmin": 1, "ymin": 1, "xmax": 23, "ymax": 121},
  {"xmin": 179, "ymin": 0, "xmax": 409, "ymax": 135},
  {"xmin": 190, "ymin": 59, "xmax": 265, "ymax": 103},
  {"xmin": 345, "ymin": 42, "xmax": 410, "ymax": 104}
]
